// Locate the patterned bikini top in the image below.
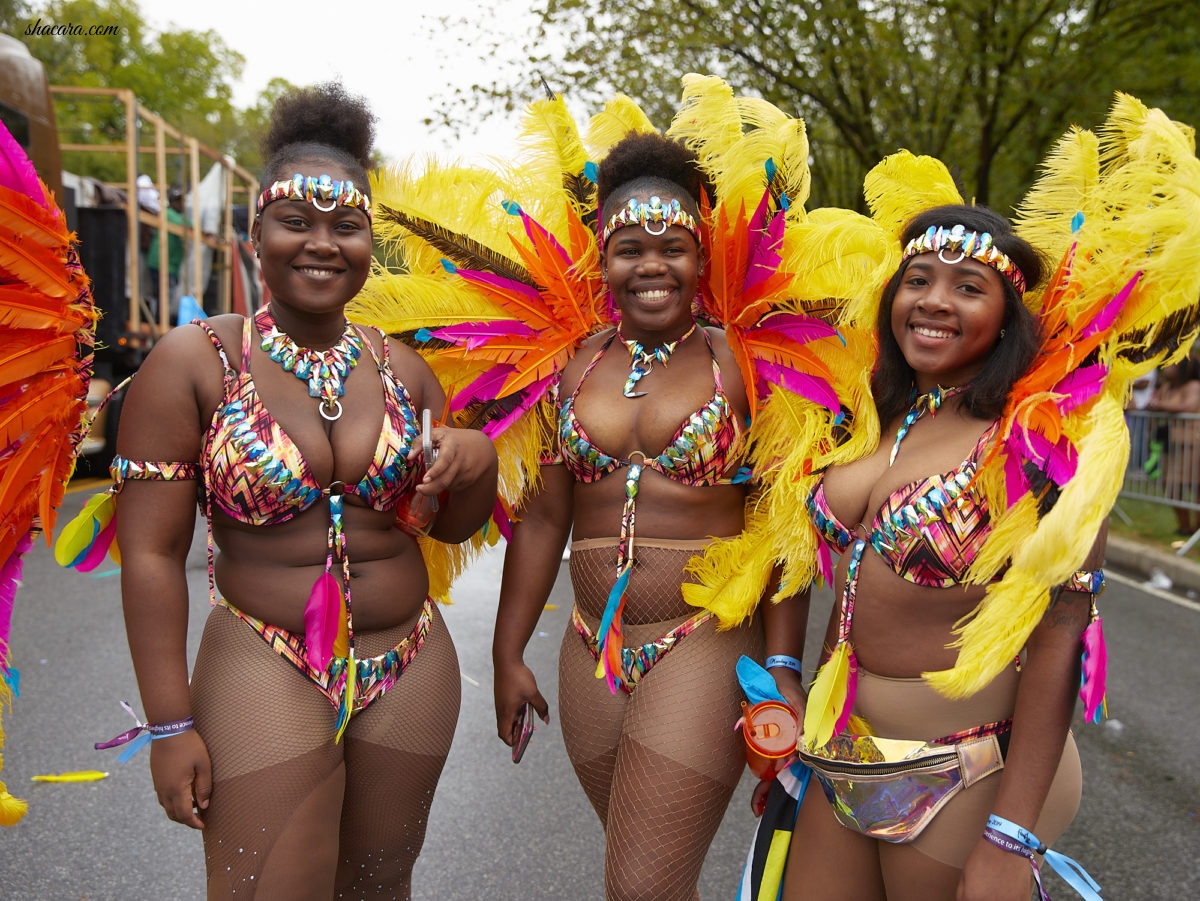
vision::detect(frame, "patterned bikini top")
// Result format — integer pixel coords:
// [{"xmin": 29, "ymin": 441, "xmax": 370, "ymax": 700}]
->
[
  {"xmin": 198, "ymin": 315, "xmax": 421, "ymax": 525},
  {"xmin": 555, "ymin": 329, "xmax": 749, "ymax": 486},
  {"xmin": 806, "ymin": 423, "xmax": 997, "ymax": 588}
]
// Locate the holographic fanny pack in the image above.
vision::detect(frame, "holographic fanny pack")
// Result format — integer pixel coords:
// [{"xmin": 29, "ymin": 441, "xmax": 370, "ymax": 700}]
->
[{"xmin": 798, "ymin": 731, "xmax": 1004, "ymax": 843}]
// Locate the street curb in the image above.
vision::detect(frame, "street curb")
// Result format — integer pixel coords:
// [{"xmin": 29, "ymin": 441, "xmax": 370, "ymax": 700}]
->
[{"xmin": 1106, "ymin": 534, "xmax": 1200, "ymax": 594}]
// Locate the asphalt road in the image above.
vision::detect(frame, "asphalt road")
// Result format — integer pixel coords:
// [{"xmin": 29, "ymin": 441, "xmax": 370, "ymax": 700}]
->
[{"xmin": 2, "ymin": 485, "xmax": 1198, "ymax": 899}]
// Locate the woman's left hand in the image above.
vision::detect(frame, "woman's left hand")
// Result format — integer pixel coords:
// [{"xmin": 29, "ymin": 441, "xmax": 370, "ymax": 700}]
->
[
  {"xmin": 410, "ymin": 426, "xmax": 497, "ymax": 497},
  {"xmin": 957, "ymin": 837, "xmax": 1035, "ymax": 901}
]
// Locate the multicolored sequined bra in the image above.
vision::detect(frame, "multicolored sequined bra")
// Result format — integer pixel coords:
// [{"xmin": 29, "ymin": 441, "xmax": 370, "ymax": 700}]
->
[
  {"xmin": 556, "ymin": 328, "xmax": 749, "ymax": 486},
  {"xmin": 553, "ymin": 327, "xmax": 750, "ymax": 693},
  {"xmin": 805, "ymin": 422, "xmax": 997, "ymax": 588},
  {"xmin": 198, "ymin": 315, "xmax": 421, "ymax": 524}
]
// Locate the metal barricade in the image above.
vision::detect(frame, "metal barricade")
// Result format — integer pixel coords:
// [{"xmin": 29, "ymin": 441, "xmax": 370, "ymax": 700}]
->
[{"xmin": 1121, "ymin": 409, "xmax": 1200, "ymax": 554}]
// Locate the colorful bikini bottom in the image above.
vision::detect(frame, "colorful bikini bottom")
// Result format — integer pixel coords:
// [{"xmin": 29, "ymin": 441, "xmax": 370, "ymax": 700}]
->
[
  {"xmin": 572, "ymin": 604, "xmax": 712, "ymax": 694},
  {"xmin": 219, "ymin": 597, "xmax": 432, "ymax": 718}
]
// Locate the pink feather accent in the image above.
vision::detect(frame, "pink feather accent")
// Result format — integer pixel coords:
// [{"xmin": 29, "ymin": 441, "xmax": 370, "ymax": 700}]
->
[
  {"xmin": 1079, "ymin": 616, "xmax": 1108, "ymax": 724},
  {"xmin": 430, "ymin": 320, "xmax": 537, "ymax": 350},
  {"xmin": 451, "ymin": 365, "xmax": 518, "ymax": 411},
  {"xmin": 832, "ymin": 648, "xmax": 859, "ymax": 737},
  {"xmin": 755, "ymin": 360, "xmax": 840, "ymax": 412},
  {"xmin": 1078, "ymin": 275, "xmax": 1137, "ymax": 341},
  {"xmin": 816, "ymin": 536, "xmax": 834, "ymax": 587},
  {"xmin": 304, "ymin": 572, "xmax": 344, "ymax": 672},
  {"xmin": 73, "ymin": 517, "xmax": 117, "ymax": 572},
  {"xmin": 481, "ymin": 374, "xmax": 557, "ymax": 440},
  {"xmin": 1054, "ymin": 364, "xmax": 1107, "ymax": 414},
  {"xmin": 1011, "ymin": 428, "xmax": 1078, "ymax": 486},
  {"xmin": 0, "ymin": 533, "xmax": 34, "ymax": 666},
  {"xmin": 0, "ymin": 123, "xmax": 47, "ymax": 207},
  {"xmin": 743, "ymin": 208, "xmax": 786, "ymax": 293},
  {"xmin": 491, "ymin": 496, "xmax": 513, "ymax": 542},
  {"xmin": 454, "ymin": 268, "xmax": 544, "ymax": 305},
  {"xmin": 753, "ymin": 312, "xmax": 839, "ymax": 345},
  {"xmin": 1003, "ymin": 447, "xmax": 1031, "ymax": 508}
]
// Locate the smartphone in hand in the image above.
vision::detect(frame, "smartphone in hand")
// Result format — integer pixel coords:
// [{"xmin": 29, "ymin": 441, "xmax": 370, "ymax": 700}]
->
[{"xmin": 512, "ymin": 701, "xmax": 535, "ymax": 764}]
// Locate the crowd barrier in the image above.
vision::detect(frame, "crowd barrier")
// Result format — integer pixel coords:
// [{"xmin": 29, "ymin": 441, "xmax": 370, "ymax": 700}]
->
[{"xmin": 1119, "ymin": 409, "xmax": 1200, "ymax": 555}]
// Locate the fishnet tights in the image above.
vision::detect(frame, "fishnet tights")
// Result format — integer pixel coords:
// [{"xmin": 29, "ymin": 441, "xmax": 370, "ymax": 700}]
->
[
  {"xmin": 190, "ymin": 602, "xmax": 460, "ymax": 900},
  {"xmin": 561, "ymin": 540, "xmax": 765, "ymax": 900}
]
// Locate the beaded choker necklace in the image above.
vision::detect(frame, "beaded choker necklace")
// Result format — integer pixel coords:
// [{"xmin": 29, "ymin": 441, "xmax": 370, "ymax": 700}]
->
[
  {"xmin": 889, "ymin": 384, "xmax": 968, "ymax": 465},
  {"xmin": 255, "ymin": 306, "xmax": 363, "ymax": 421},
  {"xmin": 617, "ymin": 321, "xmax": 698, "ymax": 398}
]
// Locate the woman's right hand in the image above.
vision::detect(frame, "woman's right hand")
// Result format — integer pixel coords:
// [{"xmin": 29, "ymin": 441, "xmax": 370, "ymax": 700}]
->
[
  {"xmin": 149, "ymin": 729, "xmax": 212, "ymax": 830},
  {"xmin": 493, "ymin": 659, "xmax": 550, "ymax": 746}
]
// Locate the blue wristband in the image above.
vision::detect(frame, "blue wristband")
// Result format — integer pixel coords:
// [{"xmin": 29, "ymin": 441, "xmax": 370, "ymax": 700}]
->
[
  {"xmin": 765, "ymin": 655, "xmax": 803, "ymax": 674},
  {"xmin": 985, "ymin": 814, "xmax": 1103, "ymax": 901}
]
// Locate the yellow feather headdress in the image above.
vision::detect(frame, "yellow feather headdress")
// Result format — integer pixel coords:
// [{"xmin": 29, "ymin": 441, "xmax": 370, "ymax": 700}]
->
[{"xmin": 850, "ymin": 95, "xmax": 1200, "ymax": 700}]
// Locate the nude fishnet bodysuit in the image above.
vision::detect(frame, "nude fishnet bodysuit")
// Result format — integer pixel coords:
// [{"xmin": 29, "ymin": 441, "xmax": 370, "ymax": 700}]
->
[
  {"xmin": 560, "ymin": 539, "xmax": 764, "ymax": 900},
  {"xmin": 189, "ymin": 602, "xmax": 460, "ymax": 900}
]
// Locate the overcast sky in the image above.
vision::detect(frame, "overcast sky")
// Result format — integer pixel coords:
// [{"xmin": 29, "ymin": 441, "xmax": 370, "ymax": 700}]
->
[{"xmin": 138, "ymin": 0, "xmax": 535, "ymax": 167}]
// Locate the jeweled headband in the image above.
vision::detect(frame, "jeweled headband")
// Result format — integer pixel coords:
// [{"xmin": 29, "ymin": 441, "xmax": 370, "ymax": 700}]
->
[
  {"xmin": 256, "ymin": 173, "xmax": 372, "ymax": 219},
  {"xmin": 601, "ymin": 195, "xmax": 700, "ymax": 249},
  {"xmin": 901, "ymin": 224, "xmax": 1026, "ymax": 295}
]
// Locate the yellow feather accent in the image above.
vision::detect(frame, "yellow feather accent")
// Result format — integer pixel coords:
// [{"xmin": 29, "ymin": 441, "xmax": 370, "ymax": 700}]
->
[
  {"xmin": 681, "ymin": 505, "xmax": 776, "ymax": 628},
  {"xmin": 862, "ymin": 151, "xmax": 962, "ymax": 243},
  {"xmin": 583, "ymin": 94, "xmax": 657, "ymax": 161},
  {"xmin": 803, "ymin": 641, "xmax": 855, "ymax": 750},
  {"xmin": 31, "ymin": 770, "xmax": 109, "ymax": 782},
  {"xmin": 927, "ymin": 396, "xmax": 1129, "ymax": 697},
  {"xmin": 0, "ymin": 780, "xmax": 28, "ymax": 827}
]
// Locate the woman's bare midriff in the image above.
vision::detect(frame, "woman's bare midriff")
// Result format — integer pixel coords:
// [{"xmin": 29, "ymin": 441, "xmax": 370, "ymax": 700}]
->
[{"xmin": 211, "ymin": 500, "xmax": 431, "ymax": 632}]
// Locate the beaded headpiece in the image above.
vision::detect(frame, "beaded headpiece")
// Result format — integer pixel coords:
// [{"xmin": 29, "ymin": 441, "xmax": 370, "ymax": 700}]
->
[
  {"xmin": 601, "ymin": 195, "xmax": 700, "ymax": 249},
  {"xmin": 257, "ymin": 174, "xmax": 372, "ymax": 219},
  {"xmin": 901, "ymin": 224, "xmax": 1026, "ymax": 295}
]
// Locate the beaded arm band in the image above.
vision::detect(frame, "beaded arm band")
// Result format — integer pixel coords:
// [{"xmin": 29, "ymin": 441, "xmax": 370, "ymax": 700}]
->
[
  {"xmin": 110, "ymin": 455, "xmax": 200, "ymax": 491},
  {"xmin": 1062, "ymin": 569, "xmax": 1105, "ymax": 595},
  {"xmin": 983, "ymin": 814, "xmax": 1103, "ymax": 900},
  {"xmin": 94, "ymin": 701, "xmax": 195, "ymax": 763}
]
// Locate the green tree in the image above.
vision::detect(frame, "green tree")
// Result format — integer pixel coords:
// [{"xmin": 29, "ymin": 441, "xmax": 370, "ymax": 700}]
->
[
  {"xmin": 432, "ymin": 0, "xmax": 1200, "ymax": 211},
  {"xmin": 4, "ymin": 0, "xmax": 245, "ymax": 182}
]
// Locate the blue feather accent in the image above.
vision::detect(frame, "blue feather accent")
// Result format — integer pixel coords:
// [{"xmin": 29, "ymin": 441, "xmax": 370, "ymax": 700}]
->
[
  {"xmin": 502, "ymin": 199, "xmax": 522, "ymax": 215},
  {"xmin": 440, "ymin": 258, "xmax": 458, "ymax": 273},
  {"xmin": 584, "ymin": 161, "xmax": 598, "ymax": 184},
  {"xmin": 414, "ymin": 328, "xmax": 434, "ymax": 343},
  {"xmin": 1071, "ymin": 211, "xmax": 1085, "ymax": 233},
  {"xmin": 596, "ymin": 567, "xmax": 631, "ymax": 644}
]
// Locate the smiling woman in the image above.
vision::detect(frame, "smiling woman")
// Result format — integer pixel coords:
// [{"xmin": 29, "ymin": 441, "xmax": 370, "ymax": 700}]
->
[
  {"xmin": 492, "ymin": 130, "xmax": 794, "ymax": 900},
  {"xmin": 91, "ymin": 82, "xmax": 498, "ymax": 899}
]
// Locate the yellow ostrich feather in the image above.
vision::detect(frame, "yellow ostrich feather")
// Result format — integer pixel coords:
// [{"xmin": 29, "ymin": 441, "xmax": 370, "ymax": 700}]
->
[
  {"xmin": 668, "ymin": 74, "xmax": 747, "ymax": 170},
  {"xmin": 927, "ymin": 395, "xmax": 1129, "ymax": 698},
  {"xmin": 780, "ymin": 209, "xmax": 893, "ymax": 314},
  {"xmin": 1011, "ymin": 127, "xmax": 1099, "ymax": 305},
  {"xmin": 583, "ymin": 94, "xmax": 657, "ymax": 161},
  {"xmin": 681, "ymin": 504, "xmax": 777, "ymax": 627},
  {"xmin": 862, "ymin": 151, "xmax": 962, "ymax": 243}
]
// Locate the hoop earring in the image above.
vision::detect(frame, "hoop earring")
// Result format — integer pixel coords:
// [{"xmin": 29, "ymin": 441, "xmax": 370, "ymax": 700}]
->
[{"xmin": 1000, "ymin": 328, "xmax": 1006, "ymax": 339}]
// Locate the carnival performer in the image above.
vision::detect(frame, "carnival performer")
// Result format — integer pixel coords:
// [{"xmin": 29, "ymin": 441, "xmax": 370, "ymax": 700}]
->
[
  {"xmin": 354, "ymin": 75, "xmax": 883, "ymax": 899},
  {"xmin": 490, "ymin": 130, "xmax": 793, "ymax": 898},
  {"xmin": 770, "ymin": 96, "xmax": 1200, "ymax": 901},
  {"xmin": 70, "ymin": 83, "xmax": 498, "ymax": 898}
]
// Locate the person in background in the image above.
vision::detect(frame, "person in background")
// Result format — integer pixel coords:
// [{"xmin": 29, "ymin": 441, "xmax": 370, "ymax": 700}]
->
[
  {"xmin": 146, "ymin": 184, "xmax": 187, "ymax": 320},
  {"xmin": 1146, "ymin": 352, "xmax": 1200, "ymax": 537}
]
